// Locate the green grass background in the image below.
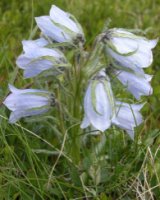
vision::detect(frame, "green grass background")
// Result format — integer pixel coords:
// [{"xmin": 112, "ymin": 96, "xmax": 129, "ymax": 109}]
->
[{"xmin": 0, "ymin": 0, "xmax": 160, "ymax": 199}]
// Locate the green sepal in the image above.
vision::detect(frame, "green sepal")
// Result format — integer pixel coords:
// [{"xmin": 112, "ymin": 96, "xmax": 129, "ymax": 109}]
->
[
  {"xmin": 46, "ymin": 42, "xmax": 76, "ymax": 48},
  {"xmin": 69, "ymin": 14, "xmax": 84, "ymax": 35},
  {"xmin": 50, "ymin": 18, "xmax": 84, "ymax": 45},
  {"xmin": 25, "ymin": 55, "xmax": 71, "ymax": 73},
  {"xmin": 22, "ymin": 91, "xmax": 51, "ymax": 99},
  {"xmin": 106, "ymin": 40, "xmax": 138, "ymax": 56},
  {"xmin": 91, "ymin": 80, "xmax": 102, "ymax": 116},
  {"xmin": 102, "ymin": 77, "xmax": 115, "ymax": 116}
]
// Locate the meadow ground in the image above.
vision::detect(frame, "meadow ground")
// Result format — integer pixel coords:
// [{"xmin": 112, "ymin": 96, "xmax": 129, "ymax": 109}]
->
[{"xmin": 0, "ymin": 0, "xmax": 160, "ymax": 199}]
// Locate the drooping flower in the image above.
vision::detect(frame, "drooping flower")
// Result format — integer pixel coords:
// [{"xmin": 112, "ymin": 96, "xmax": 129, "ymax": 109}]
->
[
  {"xmin": 80, "ymin": 70, "xmax": 115, "ymax": 131},
  {"xmin": 3, "ymin": 84, "xmax": 54, "ymax": 123},
  {"xmin": 35, "ymin": 5, "xmax": 85, "ymax": 44},
  {"xmin": 112, "ymin": 102, "xmax": 143, "ymax": 139},
  {"xmin": 16, "ymin": 38, "xmax": 68, "ymax": 78},
  {"xmin": 81, "ymin": 70, "xmax": 144, "ymax": 139},
  {"xmin": 115, "ymin": 69, "xmax": 153, "ymax": 100},
  {"xmin": 103, "ymin": 28, "xmax": 158, "ymax": 73}
]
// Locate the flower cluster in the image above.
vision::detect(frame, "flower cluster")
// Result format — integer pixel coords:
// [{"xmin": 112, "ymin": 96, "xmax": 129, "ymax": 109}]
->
[
  {"xmin": 3, "ymin": 5, "xmax": 157, "ymax": 140},
  {"xmin": 4, "ymin": 5, "xmax": 84, "ymax": 124}
]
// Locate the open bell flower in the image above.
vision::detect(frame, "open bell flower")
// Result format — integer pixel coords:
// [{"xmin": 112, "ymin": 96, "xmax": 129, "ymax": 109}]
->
[
  {"xmin": 35, "ymin": 5, "xmax": 85, "ymax": 44},
  {"xmin": 103, "ymin": 28, "xmax": 158, "ymax": 73},
  {"xmin": 3, "ymin": 84, "xmax": 54, "ymax": 123},
  {"xmin": 80, "ymin": 71, "xmax": 115, "ymax": 131},
  {"xmin": 16, "ymin": 38, "xmax": 68, "ymax": 78},
  {"xmin": 115, "ymin": 69, "xmax": 153, "ymax": 100},
  {"xmin": 112, "ymin": 102, "xmax": 143, "ymax": 139}
]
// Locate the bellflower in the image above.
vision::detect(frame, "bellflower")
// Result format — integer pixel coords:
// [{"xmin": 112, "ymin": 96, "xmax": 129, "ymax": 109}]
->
[
  {"xmin": 112, "ymin": 102, "xmax": 143, "ymax": 139},
  {"xmin": 16, "ymin": 38, "xmax": 68, "ymax": 78},
  {"xmin": 81, "ymin": 70, "xmax": 115, "ymax": 131},
  {"xmin": 80, "ymin": 70, "xmax": 144, "ymax": 139},
  {"xmin": 104, "ymin": 28, "xmax": 158, "ymax": 73},
  {"xmin": 35, "ymin": 5, "xmax": 85, "ymax": 44},
  {"xmin": 115, "ymin": 69, "xmax": 153, "ymax": 100},
  {"xmin": 3, "ymin": 84, "xmax": 54, "ymax": 123}
]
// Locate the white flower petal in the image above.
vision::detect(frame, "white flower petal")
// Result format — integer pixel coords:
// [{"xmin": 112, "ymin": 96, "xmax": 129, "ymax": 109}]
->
[
  {"xmin": 106, "ymin": 29, "xmax": 158, "ymax": 71},
  {"xmin": 4, "ymin": 94, "xmax": 49, "ymax": 111},
  {"xmin": 16, "ymin": 55, "xmax": 30, "ymax": 69},
  {"xmin": 136, "ymin": 38, "xmax": 158, "ymax": 49},
  {"xmin": 149, "ymin": 39, "xmax": 158, "ymax": 48},
  {"xmin": 33, "ymin": 38, "xmax": 49, "ymax": 47},
  {"xmin": 110, "ymin": 37, "xmax": 138, "ymax": 54},
  {"xmin": 17, "ymin": 56, "xmax": 52, "ymax": 69},
  {"xmin": 9, "ymin": 108, "xmax": 49, "ymax": 124},
  {"xmin": 112, "ymin": 29, "xmax": 158, "ymax": 49},
  {"xmin": 21, "ymin": 41, "xmax": 63, "ymax": 58},
  {"xmin": 35, "ymin": 16, "xmax": 71, "ymax": 42},
  {"xmin": 80, "ymin": 116, "xmax": 90, "ymax": 129},
  {"xmin": 22, "ymin": 38, "xmax": 49, "ymax": 50},
  {"xmin": 22, "ymin": 38, "xmax": 49, "ymax": 53},
  {"xmin": 8, "ymin": 84, "xmax": 49, "ymax": 94},
  {"xmin": 16, "ymin": 40, "xmax": 66, "ymax": 78},
  {"xmin": 126, "ymin": 129, "xmax": 134, "ymax": 140},
  {"xmin": 112, "ymin": 102, "xmax": 143, "ymax": 139},
  {"xmin": 35, "ymin": 5, "xmax": 84, "ymax": 44},
  {"xmin": 106, "ymin": 46, "xmax": 153, "ymax": 71},
  {"xmin": 83, "ymin": 82, "xmax": 112, "ymax": 132},
  {"xmin": 23, "ymin": 66, "xmax": 50, "ymax": 78},
  {"xmin": 50, "ymin": 5, "xmax": 80, "ymax": 33},
  {"xmin": 116, "ymin": 70, "xmax": 153, "ymax": 99},
  {"xmin": 3, "ymin": 85, "xmax": 51, "ymax": 123}
]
